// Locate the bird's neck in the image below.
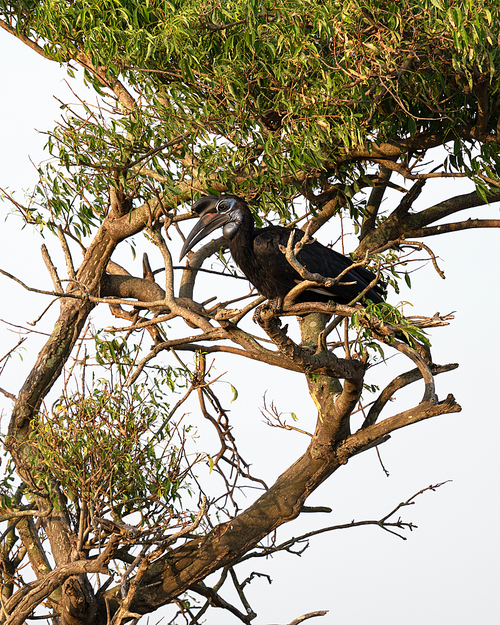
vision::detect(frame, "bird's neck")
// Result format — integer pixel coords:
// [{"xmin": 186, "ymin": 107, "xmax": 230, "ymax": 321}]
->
[{"xmin": 229, "ymin": 212, "xmax": 260, "ymax": 272}]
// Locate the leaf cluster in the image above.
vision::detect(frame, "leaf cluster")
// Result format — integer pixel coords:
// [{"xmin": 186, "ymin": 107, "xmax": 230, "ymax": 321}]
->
[
  {"xmin": 25, "ymin": 347, "xmax": 192, "ymax": 526},
  {"xmin": 6, "ymin": 0, "xmax": 500, "ymax": 236}
]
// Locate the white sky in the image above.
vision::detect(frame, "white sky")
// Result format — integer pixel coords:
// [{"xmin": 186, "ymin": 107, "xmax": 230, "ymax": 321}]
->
[{"xmin": 1, "ymin": 26, "xmax": 499, "ymax": 625}]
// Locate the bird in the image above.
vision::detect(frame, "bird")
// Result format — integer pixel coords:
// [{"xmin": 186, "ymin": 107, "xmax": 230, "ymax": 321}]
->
[{"xmin": 179, "ymin": 194, "xmax": 385, "ymax": 307}]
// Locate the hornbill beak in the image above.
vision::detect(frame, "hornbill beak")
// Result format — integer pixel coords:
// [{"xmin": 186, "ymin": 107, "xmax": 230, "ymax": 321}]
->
[{"xmin": 179, "ymin": 196, "xmax": 230, "ymax": 260}]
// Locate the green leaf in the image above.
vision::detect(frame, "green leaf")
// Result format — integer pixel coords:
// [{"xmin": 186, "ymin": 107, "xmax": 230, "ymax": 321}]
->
[
  {"xmin": 430, "ymin": 0, "xmax": 444, "ymax": 12},
  {"xmin": 230, "ymin": 384, "xmax": 238, "ymax": 403}
]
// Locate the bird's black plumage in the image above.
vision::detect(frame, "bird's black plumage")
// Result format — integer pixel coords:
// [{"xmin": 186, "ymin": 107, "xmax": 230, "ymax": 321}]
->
[{"xmin": 180, "ymin": 195, "xmax": 384, "ymax": 306}]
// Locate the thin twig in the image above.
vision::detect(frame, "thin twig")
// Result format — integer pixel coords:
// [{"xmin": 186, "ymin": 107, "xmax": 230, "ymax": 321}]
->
[{"xmin": 401, "ymin": 240, "xmax": 445, "ymax": 279}]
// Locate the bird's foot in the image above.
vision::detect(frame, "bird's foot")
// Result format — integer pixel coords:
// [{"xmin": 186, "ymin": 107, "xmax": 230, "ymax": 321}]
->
[
  {"xmin": 253, "ymin": 297, "xmax": 284, "ymax": 324},
  {"xmin": 267, "ymin": 297, "xmax": 284, "ymax": 315}
]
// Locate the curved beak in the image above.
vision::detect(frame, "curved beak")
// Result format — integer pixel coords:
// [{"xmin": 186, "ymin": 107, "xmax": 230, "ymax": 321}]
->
[{"xmin": 179, "ymin": 210, "xmax": 230, "ymax": 260}]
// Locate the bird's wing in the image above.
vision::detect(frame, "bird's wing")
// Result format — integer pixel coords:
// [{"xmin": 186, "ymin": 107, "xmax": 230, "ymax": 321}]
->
[
  {"xmin": 256, "ymin": 227, "xmax": 383, "ymax": 302},
  {"xmin": 298, "ymin": 240, "xmax": 384, "ymax": 303}
]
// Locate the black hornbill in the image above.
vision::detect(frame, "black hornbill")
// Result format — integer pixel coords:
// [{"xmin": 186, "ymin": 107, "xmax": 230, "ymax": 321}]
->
[{"xmin": 179, "ymin": 195, "xmax": 385, "ymax": 306}]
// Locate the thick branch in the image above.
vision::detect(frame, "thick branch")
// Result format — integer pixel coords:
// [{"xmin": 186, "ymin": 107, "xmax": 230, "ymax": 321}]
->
[
  {"xmin": 338, "ymin": 394, "xmax": 461, "ymax": 462},
  {"xmin": 363, "ymin": 363, "xmax": 459, "ymax": 428},
  {"xmin": 356, "ymin": 188, "xmax": 500, "ymax": 255},
  {"xmin": 101, "ymin": 274, "xmax": 166, "ymax": 304},
  {"xmin": 253, "ymin": 306, "xmax": 363, "ymax": 379},
  {"xmin": 360, "ymin": 166, "xmax": 392, "ymax": 240},
  {"xmin": 5, "ymin": 535, "xmax": 120, "ymax": 625},
  {"xmin": 406, "ymin": 218, "xmax": 500, "ymax": 238},
  {"xmin": 406, "ymin": 189, "xmax": 500, "ymax": 230},
  {"xmin": 110, "ymin": 364, "xmax": 460, "ymax": 621}
]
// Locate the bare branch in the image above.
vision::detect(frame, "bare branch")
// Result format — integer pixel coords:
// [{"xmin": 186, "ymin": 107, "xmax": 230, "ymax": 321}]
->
[
  {"xmin": 57, "ymin": 225, "xmax": 76, "ymax": 280},
  {"xmin": 385, "ymin": 338, "xmax": 437, "ymax": 403},
  {"xmin": 125, "ymin": 329, "xmax": 226, "ymax": 386},
  {"xmin": 408, "ymin": 189, "xmax": 500, "ymax": 229},
  {"xmin": 40, "ymin": 245, "xmax": 63, "ymax": 293},
  {"xmin": 409, "ymin": 218, "xmax": 500, "ymax": 238},
  {"xmin": 5, "ymin": 534, "xmax": 121, "ymax": 625},
  {"xmin": 0, "ymin": 386, "xmax": 16, "ymax": 401},
  {"xmin": 339, "ymin": 394, "xmax": 461, "ymax": 462},
  {"xmin": 242, "ymin": 482, "xmax": 451, "ymax": 566},
  {"xmin": 360, "ymin": 165, "xmax": 392, "ymax": 240},
  {"xmin": 287, "ymin": 611, "xmax": 329, "ymax": 625},
  {"xmin": 363, "ymin": 363, "xmax": 459, "ymax": 428},
  {"xmin": 191, "ymin": 580, "xmax": 256, "ymax": 624}
]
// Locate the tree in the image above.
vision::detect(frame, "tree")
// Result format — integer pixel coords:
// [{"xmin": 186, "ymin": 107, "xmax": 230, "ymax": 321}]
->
[{"xmin": 1, "ymin": 1, "xmax": 499, "ymax": 623}]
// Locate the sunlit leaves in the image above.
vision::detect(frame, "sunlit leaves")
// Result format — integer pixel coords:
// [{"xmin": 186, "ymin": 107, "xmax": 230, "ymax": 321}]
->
[
  {"xmin": 25, "ymin": 333, "xmax": 193, "ymax": 527},
  {"xmin": 354, "ymin": 301, "xmax": 431, "ymax": 349},
  {"xmin": 5, "ymin": 0, "xmax": 500, "ymax": 236}
]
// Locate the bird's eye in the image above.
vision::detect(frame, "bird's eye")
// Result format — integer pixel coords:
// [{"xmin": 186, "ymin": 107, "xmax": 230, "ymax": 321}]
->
[{"xmin": 216, "ymin": 198, "xmax": 235, "ymax": 213}]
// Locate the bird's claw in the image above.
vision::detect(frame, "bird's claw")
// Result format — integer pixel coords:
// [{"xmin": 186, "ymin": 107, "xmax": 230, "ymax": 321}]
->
[{"xmin": 253, "ymin": 297, "xmax": 284, "ymax": 324}]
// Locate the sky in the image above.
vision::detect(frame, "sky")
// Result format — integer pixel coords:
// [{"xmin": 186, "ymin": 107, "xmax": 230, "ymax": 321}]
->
[{"xmin": 1, "ymin": 26, "xmax": 499, "ymax": 625}]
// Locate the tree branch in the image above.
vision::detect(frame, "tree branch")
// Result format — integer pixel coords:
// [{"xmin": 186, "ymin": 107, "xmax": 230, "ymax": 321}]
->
[
  {"xmin": 363, "ymin": 363, "xmax": 459, "ymax": 428},
  {"xmin": 0, "ymin": 19, "xmax": 55, "ymax": 60},
  {"xmin": 360, "ymin": 166, "xmax": 392, "ymax": 240},
  {"xmin": 407, "ymin": 218, "xmax": 500, "ymax": 238},
  {"xmin": 407, "ymin": 189, "xmax": 500, "ymax": 230},
  {"xmin": 338, "ymin": 394, "xmax": 461, "ymax": 463},
  {"xmin": 5, "ymin": 534, "xmax": 120, "ymax": 625}
]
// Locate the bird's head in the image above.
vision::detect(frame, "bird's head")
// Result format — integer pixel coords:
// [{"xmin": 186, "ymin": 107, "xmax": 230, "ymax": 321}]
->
[{"xmin": 179, "ymin": 195, "xmax": 246, "ymax": 260}]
